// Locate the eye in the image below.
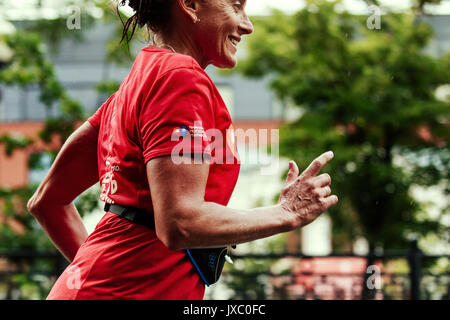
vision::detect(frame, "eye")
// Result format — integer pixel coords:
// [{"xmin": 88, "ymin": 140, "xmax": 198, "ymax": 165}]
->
[{"xmin": 233, "ymin": 1, "xmax": 243, "ymax": 13}]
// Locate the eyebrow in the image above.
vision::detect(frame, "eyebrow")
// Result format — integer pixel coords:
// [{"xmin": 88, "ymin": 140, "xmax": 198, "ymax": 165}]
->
[
  {"xmin": 232, "ymin": 0, "xmax": 246, "ymax": 6},
  {"xmin": 229, "ymin": 0, "xmax": 247, "ymax": 8}
]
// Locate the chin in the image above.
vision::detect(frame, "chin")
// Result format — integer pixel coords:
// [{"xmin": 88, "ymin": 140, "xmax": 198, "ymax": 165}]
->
[{"xmin": 213, "ymin": 56, "xmax": 237, "ymax": 69}]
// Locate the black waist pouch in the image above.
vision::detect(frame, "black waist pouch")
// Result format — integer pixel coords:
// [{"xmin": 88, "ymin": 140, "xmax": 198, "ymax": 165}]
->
[
  {"xmin": 105, "ymin": 203, "xmax": 232, "ymax": 286},
  {"xmin": 186, "ymin": 247, "xmax": 230, "ymax": 286}
]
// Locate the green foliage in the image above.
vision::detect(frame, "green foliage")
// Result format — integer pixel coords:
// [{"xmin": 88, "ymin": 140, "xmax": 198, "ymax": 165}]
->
[
  {"xmin": 100, "ymin": 0, "xmax": 145, "ymax": 66},
  {"xmin": 0, "ymin": 134, "xmax": 33, "ymax": 156},
  {"xmin": 0, "ymin": 29, "xmax": 87, "ymax": 144},
  {"xmin": 75, "ymin": 185, "xmax": 102, "ymax": 218},
  {"xmin": 20, "ymin": 14, "xmax": 96, "ymax": 55},
  {"xmin": 39, "ymin": 98, "xmax": 86, "ymax": 144},
  {"xmin": 237, "ymin": 0, "xmax": 449, "ymax": 250},
  {"xmin": 95, "ymin": 80, "xmax": 121, "ymax": 96},
  {"xmin": 0, "ymin": 187, "xmax": 54, "ymax": 252}
]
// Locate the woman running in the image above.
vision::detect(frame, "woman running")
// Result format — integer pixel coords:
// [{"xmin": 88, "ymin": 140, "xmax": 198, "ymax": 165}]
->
[{"xmin": 27, "ymin": 0, "xmax": 338, "ymax": 299}]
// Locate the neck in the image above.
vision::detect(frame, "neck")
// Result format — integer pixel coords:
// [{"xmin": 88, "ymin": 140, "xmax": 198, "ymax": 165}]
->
[{"xmin": 153, "ymin": 31, "xmax": 208, "ymax": 69}]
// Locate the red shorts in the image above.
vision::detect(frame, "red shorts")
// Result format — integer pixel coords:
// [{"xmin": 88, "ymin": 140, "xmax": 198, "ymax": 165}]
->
[{"xmin": 47, "ymin": 212, "xmax": 205, "ymax": 300}]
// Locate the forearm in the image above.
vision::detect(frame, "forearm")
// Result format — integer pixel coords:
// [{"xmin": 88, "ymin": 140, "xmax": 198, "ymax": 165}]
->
[
  {"xmin": 29, "ymin": 202, "xmax": 88, "ymax": 262},
  {"xmin": 26, "ymin": 122, "xmax": 98, "ymax": 262},
  {"xmin": 150, "ymin": 151, "xmax": 338, "ymax": 251},
  {"xmin": 172, "ymin": 202, "xmax": 294, "ymax": 249}
]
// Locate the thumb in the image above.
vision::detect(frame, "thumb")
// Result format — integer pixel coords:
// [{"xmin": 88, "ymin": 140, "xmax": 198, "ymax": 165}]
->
[{"xmin": 284, "ymin": 160, "xmax": 299, "ymax": 184}]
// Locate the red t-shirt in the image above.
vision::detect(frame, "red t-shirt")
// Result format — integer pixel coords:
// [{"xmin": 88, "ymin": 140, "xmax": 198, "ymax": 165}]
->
[{"xmin": 47, "ymin": 46, "xmax": 240, "ymax": 300}]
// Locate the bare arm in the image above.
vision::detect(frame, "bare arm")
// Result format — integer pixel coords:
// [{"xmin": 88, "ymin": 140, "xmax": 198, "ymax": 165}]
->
[
  {"xmin": 147, "ymin": 151, "xmax": 338, "ymax": 250},
  {"xmin": 27, "ymin": 122, "xmax": 99, "ymax": 262}
]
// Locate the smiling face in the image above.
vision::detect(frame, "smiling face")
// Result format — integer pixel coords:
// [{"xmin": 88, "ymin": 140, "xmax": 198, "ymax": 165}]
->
[{"xmin": 194, "ymin": 0, "xmax": 253, "ymax": 68}]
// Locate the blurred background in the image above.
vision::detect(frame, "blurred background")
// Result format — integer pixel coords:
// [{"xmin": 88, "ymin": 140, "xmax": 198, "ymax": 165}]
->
[{"xmin": 0, "ymin": 0, "xmax": 448, "ymax": 300}]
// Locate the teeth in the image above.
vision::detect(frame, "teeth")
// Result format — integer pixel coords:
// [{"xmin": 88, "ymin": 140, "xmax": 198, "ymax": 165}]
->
[{"xmin": 229, "ymin": 37, "xmax": 238, "ymax": 46}]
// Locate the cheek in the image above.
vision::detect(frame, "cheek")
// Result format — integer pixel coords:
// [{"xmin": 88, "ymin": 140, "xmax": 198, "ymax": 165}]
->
[
  {"xmin": 216, "ymin": 19, "xmax": 237, "ymax": 46},
  {"xmin": 203, "ymin": 25, "xmax": 228, "ymax": 52}
]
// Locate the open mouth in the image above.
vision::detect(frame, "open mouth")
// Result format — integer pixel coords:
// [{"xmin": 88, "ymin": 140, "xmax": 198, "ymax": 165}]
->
[{"xmin": 228, "ymin": 35, "xmax": 240, "ymax": 47}]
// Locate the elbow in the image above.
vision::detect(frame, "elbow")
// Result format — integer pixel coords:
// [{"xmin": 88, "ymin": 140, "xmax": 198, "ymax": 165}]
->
[
  {"xmin": 27, "ymin": 195, "xmax": 42, "ymax": 218},
  {"xmin": 27, "ymin": 192, "xmax": 48, "ymax": 218},
  {"xmin": 156, "ymin": 213, "xmax": 194, "ymax": 251},
  {"xmin": 27, "ymin": 195, "xmax": 38, "ymax": 217},
  {"xmin": 160, "ymin": 234, "xmax": 185, "ymax": 251},
  {"xmin": 157, "ymin": 225, "xmax": 189, "ymax": 251}
]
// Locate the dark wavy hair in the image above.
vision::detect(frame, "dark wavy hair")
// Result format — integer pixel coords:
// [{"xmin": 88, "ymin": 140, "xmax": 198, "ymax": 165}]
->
[{"xmin": 117, "ymin": 0, "xmax": 176, "ymax": 44}]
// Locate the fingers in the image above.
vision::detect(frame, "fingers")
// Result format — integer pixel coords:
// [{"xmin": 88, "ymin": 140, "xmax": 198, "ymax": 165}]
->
[
  {"xmin": 295, "ymin": 194, "xmax": 338, "ymax": 228},
  {"xmin": 300, "ymin": 151, "xmax": 334, "ymax": 179},
  {"xmin": 315, "ymin": 186, "xmax": 331, "ymax": 198},
  {"xmin": 284, "ymin": 160, "xmax": 299, "ymax": 184},
  {"xmin": 320, "ymin": 195, "xmax": 339, "ymax": 210},
  {"xmin": 313, "ymin": 173, "xmax": 331, "ymax": 188}
]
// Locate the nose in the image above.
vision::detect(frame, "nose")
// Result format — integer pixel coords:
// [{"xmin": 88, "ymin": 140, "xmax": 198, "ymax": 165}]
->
[{"xmin": 239, "ymin": 14, "xmax": 254, "ymax": 35}]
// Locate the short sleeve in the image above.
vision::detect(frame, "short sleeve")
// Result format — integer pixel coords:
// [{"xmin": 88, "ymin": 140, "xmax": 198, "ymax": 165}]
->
[
  {"xmin": 140, "ymin": 68, "xmax": 215, "ymax": 164},
  {"xmin": 87, "ymin": 93, "xmax": 116, "ymax": 132}
]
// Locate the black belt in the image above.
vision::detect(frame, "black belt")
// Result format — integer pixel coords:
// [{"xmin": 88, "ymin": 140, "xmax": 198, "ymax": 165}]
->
[
  {"xmin": 104, "ymin": 203, "xmax": 155, "ymax": 229},
  {"xmin": 103, "ymin": 202, "xmax": 232, "ymax": 286}
]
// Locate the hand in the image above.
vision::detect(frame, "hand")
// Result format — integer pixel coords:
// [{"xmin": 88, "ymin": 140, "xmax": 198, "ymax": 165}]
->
[{"xmin": 278, "ymin": 151, "xmax": 338, "ymax": 229}]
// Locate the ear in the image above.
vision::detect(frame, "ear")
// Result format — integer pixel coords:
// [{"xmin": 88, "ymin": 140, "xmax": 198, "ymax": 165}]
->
[{"xmin": 177, "ymin": 0, "xmax": 201, "ymax": 23}]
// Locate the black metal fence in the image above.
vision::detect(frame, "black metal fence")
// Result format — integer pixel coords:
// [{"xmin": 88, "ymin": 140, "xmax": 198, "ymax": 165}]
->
[
  {"xmin": 221, "ymin": 240, "xmax": 449, "ymax": 300},
  {"xmin": 0, "ymin": 240, "xmax": 448, "ymax": 300},
  {"xmin": 0, "ymin": 251, "xmax": 67, "ymax": 300}
]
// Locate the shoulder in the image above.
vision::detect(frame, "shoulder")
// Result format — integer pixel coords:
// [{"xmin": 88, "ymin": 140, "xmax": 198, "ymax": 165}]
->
[
  {"xmin": 140, "ymin": 47, "xmax": 213, "ymax": 89},
  {"xmin": 159, "ymin": 55, "xmax": 212, "ymax": 88}
]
